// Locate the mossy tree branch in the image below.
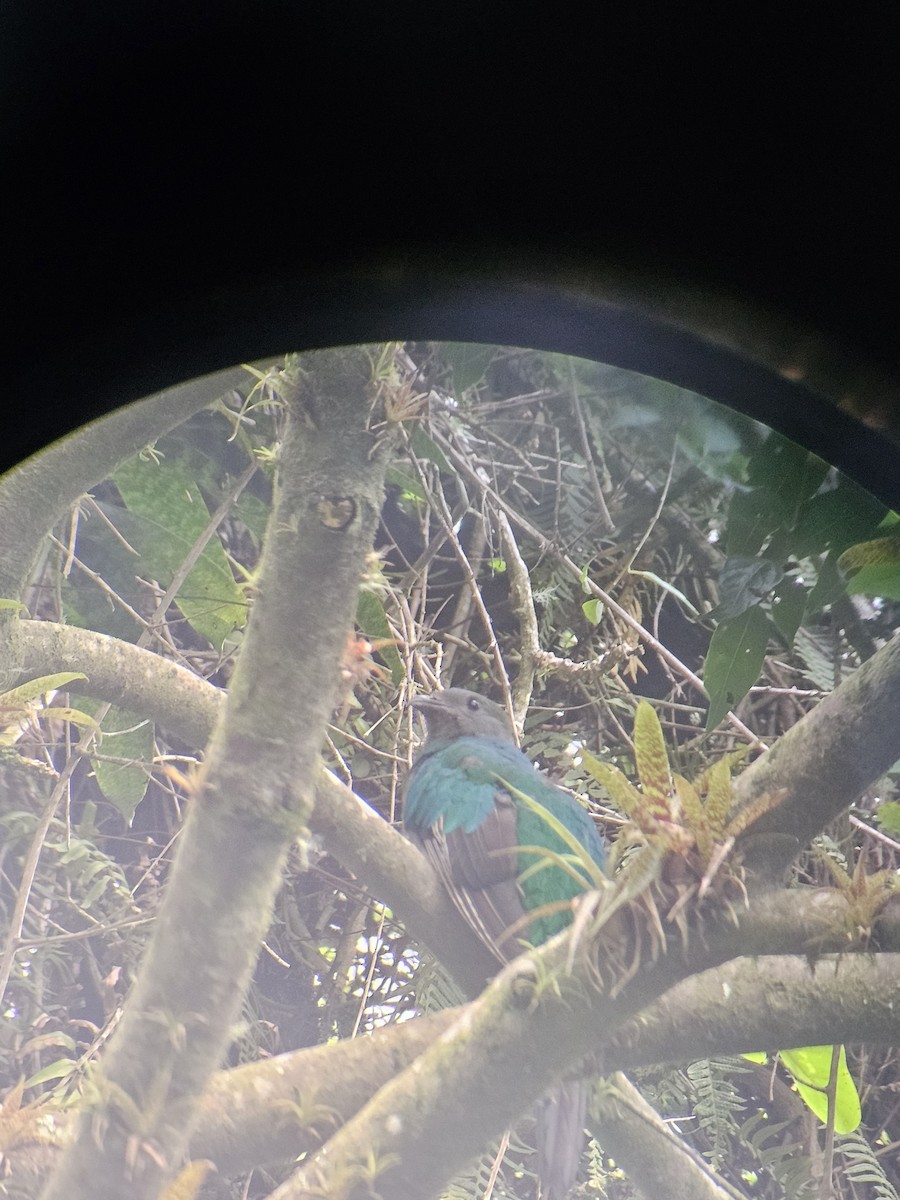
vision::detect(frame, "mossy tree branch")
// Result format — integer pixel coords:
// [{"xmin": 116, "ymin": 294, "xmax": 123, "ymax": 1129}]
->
[
  {"xmin": 40, "ymin": 348, "xmax": 396, "ymax": 1200},
  {"xmin": 266, "ymin": 888, "xmax": 900, "ymax": 1200},
  {"xmin": 732, "ymin": 631, "xmax": 900, "ymax": 880}
]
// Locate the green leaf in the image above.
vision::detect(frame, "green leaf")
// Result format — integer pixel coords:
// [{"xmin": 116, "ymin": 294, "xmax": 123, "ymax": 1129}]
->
[
  {"xmin": 356, "ymin": 589, "xmax": 404, "ymax": 683},
  {"xmin": 805, "ymin": 551, "xmax": 847, "ymax": 615},
  {"xmin": 781, "ymin": 1046, "xmax": 861, "ymax": 1134},
  {"xmin": 410, "ymin": 428, "xmax": 451, "ymax": 472},
  {"xmin": 745, "ymin": 433, "xmax": 828, "ymax": 517},
  {"xmin": 725, "ymin": 433, "xmax": 829, "ymax": 557},
  {"xmin": 704, "ymin": 606, "xmax": 773, "ymax": 729},
  {"xmin": 840, "ymin": 533, "xmax": 900, "ymax": 601},
  {"xmin": 114, "ymin": 455, "xmax": 247, "ymax": 648},
  {"xmin": 442, "ymin": 343, "xmax": 496, "ymax": 396},
  {"xmin": 385, "ymin": 465, "xmax": 427, "ymax": 502},
  {"xmin": 0, "ymin": 673, "xmax": 88, "ymax": 709},
  {"xmin": 770, "ymin": 576, "xmax": 807, "ymax": 645},
  {"xmin": 845, "ymin": 562, "xmax": 900, "ymax": 600},
  {"xmin": 23, "ymin": 1057, "xmax": 78, "ymax": 1088},
  {"xmin": 875, "ymin": 801, "xmax": 900, "ymax": 837},
  {"xmin": 724, "ymin": 488, "xmax": 777, "ymax": 557},
  {"xmin": 633, "ymin": 700, "xmax": 673, "ymax": 815},
  {"xmin": 712, "ymin": 557, "xmax": 784, "ymax": 620},
  {"xmin": 838, "ymin": 533, "xmax": 900, "ymax": 573},
  {"xmin": 582, "ymin": 598, "xmax": 604, "ymax": 625},
  {"xmin": 81, "ymin": 700, "xmax": 154, "ymax": 824},
  {"xmin": 792, "ymin": 481, "xmax": 887, "ymax": 557}
]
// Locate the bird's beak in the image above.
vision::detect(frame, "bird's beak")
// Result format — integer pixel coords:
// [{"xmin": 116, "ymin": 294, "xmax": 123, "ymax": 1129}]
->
[{"xmin": 412, "ymin": 693, "xmax": 442, "ymax": 715}]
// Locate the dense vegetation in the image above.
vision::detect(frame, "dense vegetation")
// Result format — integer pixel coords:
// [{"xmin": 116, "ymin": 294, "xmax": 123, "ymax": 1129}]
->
[{"xmin": 1, "ymin": 344, "xmax": 899, "ymax": 1199}]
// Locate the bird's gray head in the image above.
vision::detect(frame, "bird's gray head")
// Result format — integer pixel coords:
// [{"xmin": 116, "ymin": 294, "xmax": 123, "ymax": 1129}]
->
[{"xmin": 412, "ymin": 688, "xmax": 515, "ymax": 743}]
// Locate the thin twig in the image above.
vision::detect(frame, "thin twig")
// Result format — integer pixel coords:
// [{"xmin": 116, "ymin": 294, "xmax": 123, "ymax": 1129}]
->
[
  {"xmin": 497, "ymin": 510, "xmax": 539, "ymax": 732},
  {"xmin": 0, "ymin": 704, "xmax": 110, "ymax": 1005},
  {"xmin": 568, "ymin": 359, "xmax": 614, "ymax": 532},
  {"xmin": 436, "ymin": 428, "xmax": 766, "ymax": 750}
]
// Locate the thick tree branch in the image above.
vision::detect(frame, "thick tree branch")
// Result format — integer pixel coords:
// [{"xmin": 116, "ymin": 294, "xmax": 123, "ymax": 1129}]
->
[
  {"xmin": 10, "ymin": 952, "xmax": 898, "ymax": 1196},
  {"xmin": 265, "ymin": 886, "xmax": 900, "ymax": 1200},
  {"xmin": 733, "ymin": 631, "xmax": 900, "ymax": 879},
  {"xmin": 187, "ymin": 950, "xmax": 900, "ymax": 1179},
  {"xmin": 9, "ymin": 620, "xmax": 497, "ymax": 994},
  {"xmin": 41, "ymin": 349, "xmax": 395, "ymax": 1200},
  {"xmin": 591, "ymin": 1073, "xmax": 748, "ymax": 1200},
  {"xmin": 11, "ymin": 620, "xmax": 222, "ymax": 747}
]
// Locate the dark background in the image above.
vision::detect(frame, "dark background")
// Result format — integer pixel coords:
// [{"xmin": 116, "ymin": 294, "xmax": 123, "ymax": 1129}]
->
[{"xmin": 3, "ymin": 4, "xmax": 898, "ymax": 501}]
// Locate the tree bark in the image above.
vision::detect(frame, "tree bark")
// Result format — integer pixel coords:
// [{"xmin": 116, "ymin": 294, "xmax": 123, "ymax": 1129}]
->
[{"xmin": 40, "ymin": 349, "xmax": 396, "ymax": 1200}]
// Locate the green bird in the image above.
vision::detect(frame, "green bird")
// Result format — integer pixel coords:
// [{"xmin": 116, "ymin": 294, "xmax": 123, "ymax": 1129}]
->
[{"xmin": 403, "ymin": 688, "xmax": 606, "ymax": 1200}]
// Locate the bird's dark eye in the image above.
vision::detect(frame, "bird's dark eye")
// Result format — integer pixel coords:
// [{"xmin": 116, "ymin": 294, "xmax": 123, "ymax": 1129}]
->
[{"xmin": 467, "ymin": 697, "xmax": 480, "ymax": 711}]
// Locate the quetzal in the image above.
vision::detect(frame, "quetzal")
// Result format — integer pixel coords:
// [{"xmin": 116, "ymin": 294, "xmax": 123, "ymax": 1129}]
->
[{"xmin": 403, "ymin": 687, "xmax": 606, "ymax": 1200}]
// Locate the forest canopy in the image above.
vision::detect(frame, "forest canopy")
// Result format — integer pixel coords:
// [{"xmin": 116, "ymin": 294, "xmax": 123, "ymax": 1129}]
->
[{"xmin": 1, "ymin": 343, "xmax": 899, "ymax": 1200}]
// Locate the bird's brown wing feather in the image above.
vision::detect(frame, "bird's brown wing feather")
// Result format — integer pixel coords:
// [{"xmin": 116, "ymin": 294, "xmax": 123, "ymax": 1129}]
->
[{"xmin": 416, "ymin": 790, "xmax": 525, "ymax": 962}]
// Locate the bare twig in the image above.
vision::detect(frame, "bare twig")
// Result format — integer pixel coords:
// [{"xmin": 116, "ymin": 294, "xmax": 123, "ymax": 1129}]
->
[{"xmin": 567, "ymin": 360, "xmax": 614, "ymax": 533}]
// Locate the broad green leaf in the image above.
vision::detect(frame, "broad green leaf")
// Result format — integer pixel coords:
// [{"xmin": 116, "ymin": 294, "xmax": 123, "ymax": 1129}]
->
[
  {"xmin": 845, "ymin": 562, "xmax": 900, "ymax": 600},
  {"xmin": 726, "ymin": 433, "xmax": 829, "ymax": 558},
  {"xmin": 0, "ymin": 598, "xmax": 29, "ymax": 613},
  {"xmin": 781, "ymin": 1046, "xmax": 861, "ymax": 1134},
  {"xmin": 704, "ymin": 606, "xmax": 773, "ymax": 730},
  {"xmin": 745, "ymin": 433, "xmax": 828, "ymax": 519},
  {"xmin": 114, "ymin": 456, "xmax": 247, "ymax": 648},
  {"xmin": 443, "ymin": 343, "xmax": 496, "ymax": 397},
  {"xmin": 805, "ymin": 551, "xmax": 847, "ymax": 615},
  {"xmin": 81, "ymin": 699, "xmax": 154, "ymax": 824},
  {"xmin": 712, "ymin": 557, "xmax": 784, "ymax": 620},
  {"xmin": 724, "ymin": 488, "xmax": 778, "ymax": 557},
  {"xmin": 356, "ymin": 590, "xmax": 404, "ymax": 683},
  {"xmin": 839, "ymin": 534, "xmax": 900, "ymax": 602},
  {"xmin": 838, "ymin": 533, "xmax": 900, "ymax": 573},
  {"xmin": 875, "ymin": 801, "xmax": 900, "ymax": 837},
  {"xmin": 792, "ymin": 481, "xmax": 887, "ymax": 557},
  {"xmin": 770, "ymin": 576, "xmax": 807, "ymax": 645}
]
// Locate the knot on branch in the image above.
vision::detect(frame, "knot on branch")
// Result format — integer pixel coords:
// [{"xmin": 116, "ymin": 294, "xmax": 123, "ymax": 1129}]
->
[{"xmin": 508, "ymin": 961, "xmax": 539, "ymax": 1009}]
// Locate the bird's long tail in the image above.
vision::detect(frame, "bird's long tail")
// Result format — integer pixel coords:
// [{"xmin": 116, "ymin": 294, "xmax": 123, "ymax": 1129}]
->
[{"xmin": 535, "ymin": 1078, "xmax": 588, "ymax": 1200}]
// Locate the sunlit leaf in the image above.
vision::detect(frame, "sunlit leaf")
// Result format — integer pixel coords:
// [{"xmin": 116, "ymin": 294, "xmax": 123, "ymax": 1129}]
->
[
  {"xmin": 781, "ymin": 1046, "xmax": 861, "ymax": 1134},
  {"xmin": 582, "ymin": 598, "xmax": 604, "ymax": 625},
  {"xmin": 875, "ymin": 801, "xmax": 900, "ymax": 837}
]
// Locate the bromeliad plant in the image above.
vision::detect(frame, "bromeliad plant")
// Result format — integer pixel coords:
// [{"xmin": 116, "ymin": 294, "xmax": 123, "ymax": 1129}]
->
[
  {"xmin": 578, "ymin": 700, "xmax": 781, "ymax": 908},
  {"xmin": 580, "ymin": 700, "xmax": 862, "ymax": 1134}
]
